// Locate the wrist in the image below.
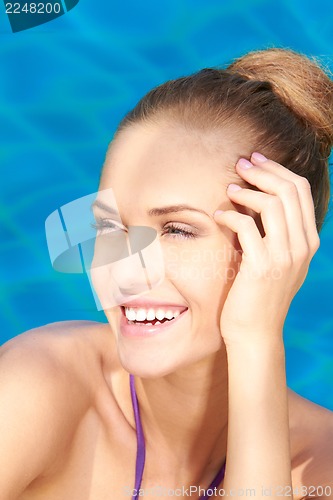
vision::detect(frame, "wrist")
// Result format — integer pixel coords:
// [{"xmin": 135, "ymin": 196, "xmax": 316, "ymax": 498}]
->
[
  {"xmin": 224, "ymin": 334, "xmax": 285, "ymax": 357},
  {"xmin": 225, "ymin": 337, "xmax": 288, "ymax": 401}
]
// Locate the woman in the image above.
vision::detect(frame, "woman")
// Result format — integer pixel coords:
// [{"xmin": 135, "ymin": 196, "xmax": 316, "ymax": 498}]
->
[{"xmin": 1, "ymin": 48, "xmax": 333, "ymax": 499}]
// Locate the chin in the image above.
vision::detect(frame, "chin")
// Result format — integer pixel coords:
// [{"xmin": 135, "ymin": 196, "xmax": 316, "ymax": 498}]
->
[
  {"xmin": 118, "ymin": 356, "xmax": 178, "ymax": 379},
  {"xmin": 116, "ymin": 343, "xmax": 223, "ymax": 379}
]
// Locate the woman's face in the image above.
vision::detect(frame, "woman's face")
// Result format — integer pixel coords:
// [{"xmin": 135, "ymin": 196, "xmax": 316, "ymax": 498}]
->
[{"xmin": 93, "ymin": 121, "xmax": 250, "ymax": 377}]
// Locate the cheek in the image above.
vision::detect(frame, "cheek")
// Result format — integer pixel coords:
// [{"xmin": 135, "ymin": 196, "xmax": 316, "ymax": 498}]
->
[
  {"xmin": 89, "ymin": 265, "xmax": 112, "ymax": 310},
  {"xmin": 163, "ymin": 236, "xmax": 241, "ymax": 296}
]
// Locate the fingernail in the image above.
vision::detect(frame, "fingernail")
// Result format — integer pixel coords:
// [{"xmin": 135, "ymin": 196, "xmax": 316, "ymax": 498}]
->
[
  {"xmin": 227, "ymin": 183, "xmax": 242, "ymax": 192},
  {"xmin": 238, "ymin": 158, "xmax": 253, "ymax": 169},
  {"xmin": 252, "ymin": 152, "xmax": 267, "ymax": 162},
  {"xmin": 214, "ymin": 210, "xmax": 224, "ymax": 216}
]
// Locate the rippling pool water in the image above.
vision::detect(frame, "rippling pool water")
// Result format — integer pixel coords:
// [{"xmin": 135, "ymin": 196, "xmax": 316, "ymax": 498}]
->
[{"xmin": 0, "ymin": 0, "xmax": 332, "ymax": 409}]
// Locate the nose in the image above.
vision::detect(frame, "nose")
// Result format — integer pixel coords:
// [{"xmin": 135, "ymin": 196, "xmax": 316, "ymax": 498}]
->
[
  {"xmin": 112, "ymin": 226, "xmax": 165, "ymax": 297},
  {"xmin": 91, "ymin": 225, "xmax": 165, "ymax": 308},
  {"xmin": 113, "ymin": 251, "xmax": 152, "ymax": 296}
]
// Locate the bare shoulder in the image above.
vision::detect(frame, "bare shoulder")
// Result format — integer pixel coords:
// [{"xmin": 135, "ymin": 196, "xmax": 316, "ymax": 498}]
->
[
  {"xmin": 288, "ymin": 388, "xmax": 333, "ymax": 492},
  {"xmin": 1, "ymin": 317, "xmax": 108, "ymax": 395},
  {"xmin": 2, "ymin": 319, "xmax": 116, "ymax": 374},
  {"xmin": 0, "ymin": 319, "xmax": 120, "ymax": 414},
  {"xmin": 0, "ymin": 320, "xmax": 116, "ymax": 498}
]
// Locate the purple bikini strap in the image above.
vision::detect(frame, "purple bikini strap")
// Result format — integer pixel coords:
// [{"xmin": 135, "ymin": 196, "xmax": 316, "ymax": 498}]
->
[
  {"xmin": 129, "ymin": 373, "xmax": 226, "ymax": 500},
  {"xmin": 129, "ymin": 374, "xmax": 146, "ymax": 499},
  {"xmin": 204, "ymin": 460, "xmax": 226, "ymax": 496}
]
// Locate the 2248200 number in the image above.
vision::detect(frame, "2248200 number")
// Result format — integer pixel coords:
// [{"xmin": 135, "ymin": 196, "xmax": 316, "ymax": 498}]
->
[{"xmin": 5, "ymin": 3, "xmax": 61, "ymax": 14}]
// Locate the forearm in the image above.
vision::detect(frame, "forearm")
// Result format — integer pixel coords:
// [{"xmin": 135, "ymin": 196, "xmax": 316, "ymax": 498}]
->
[{"xmin": 223, "ymin": 336, "xmax": 292, "ymax": 497}]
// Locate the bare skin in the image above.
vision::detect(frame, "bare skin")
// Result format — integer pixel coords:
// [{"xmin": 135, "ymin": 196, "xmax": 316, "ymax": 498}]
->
[
  {"xmin": 0, "ymin": 321, "xmax": 332, "ymax": 500},
  {"xmin": 1, "ymin": 123, "xmax": 332, "ymax": 498}
]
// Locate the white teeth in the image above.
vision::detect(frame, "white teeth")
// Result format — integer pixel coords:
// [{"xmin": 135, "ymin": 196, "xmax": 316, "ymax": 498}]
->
[
  {"xmin": 146, "ymin": 308, "xmax": 155, "ymax": 321},
  {"xmin": 135, "ymin": 308, "xmax": 146, "ymax": 321},
  {"xmin": 124, "ymin": 306, "xmax": 184, "ymax": 322},
  {"xmin": 126, "ymin": 308, "xmax": 136, "ymax": 321},
  {"xmin": 155, "ymin": 308, "xmax": 165, "ymax": 321},
  {"xmin": 165, "ymin": 310, "xmax": 174, "ymax": 320}
]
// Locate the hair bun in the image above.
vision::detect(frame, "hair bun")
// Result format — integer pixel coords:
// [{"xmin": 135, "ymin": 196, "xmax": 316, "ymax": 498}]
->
[{"xmin": 227, "ymin": 48, "xmax": 333, "ymax": 155}]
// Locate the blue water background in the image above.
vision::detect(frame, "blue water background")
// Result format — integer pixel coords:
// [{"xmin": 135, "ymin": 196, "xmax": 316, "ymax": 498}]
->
[{"xmin": 0, "ymin": 0, "xmax": 332, "ymax": 409}]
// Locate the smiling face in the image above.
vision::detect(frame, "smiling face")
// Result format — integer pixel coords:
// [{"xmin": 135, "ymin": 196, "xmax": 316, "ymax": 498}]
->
[{"xmin": 93, "ymin": 121, "xmax": 253, "ymax": 377}]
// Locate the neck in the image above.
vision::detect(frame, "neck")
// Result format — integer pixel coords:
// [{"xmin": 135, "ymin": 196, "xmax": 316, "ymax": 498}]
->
[{"xmin": 134, "ymin": 347, "xmax": 229, "ymax": 478}]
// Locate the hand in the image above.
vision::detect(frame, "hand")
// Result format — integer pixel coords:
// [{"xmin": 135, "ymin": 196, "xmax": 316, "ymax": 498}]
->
[{"xmin": 214, "ymin": 152, "xmax": 320, "ymax": 348}]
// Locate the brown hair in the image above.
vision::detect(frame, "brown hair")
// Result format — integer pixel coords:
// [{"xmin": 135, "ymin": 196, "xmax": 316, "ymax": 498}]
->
[{"xmin": 115, "ymin": 48, "xmax": 333, "ymax": 232}]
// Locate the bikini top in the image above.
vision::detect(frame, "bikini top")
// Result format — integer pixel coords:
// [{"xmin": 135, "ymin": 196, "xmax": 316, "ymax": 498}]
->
[{"xmin": 129, "ymin": 374, "xmax": 226, "ymax": 500}]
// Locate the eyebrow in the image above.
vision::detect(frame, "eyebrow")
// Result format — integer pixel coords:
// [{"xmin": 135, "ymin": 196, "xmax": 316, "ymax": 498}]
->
[
  {"xmin": 91, "ymin": 199, "xmax": 121, "ymax": 217},
  {"xmin": 91, "ymin": 200, "xmax": 210, "ymax": 218},
  {"xmin": 148, "ymin": 204, "xmax": 210, "ymax": 217}
]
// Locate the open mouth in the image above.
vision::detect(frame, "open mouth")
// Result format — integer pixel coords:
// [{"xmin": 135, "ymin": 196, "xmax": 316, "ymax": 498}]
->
[{"xmin": 120, "ymin": 305, "xmax": 188, "ymax": 326}]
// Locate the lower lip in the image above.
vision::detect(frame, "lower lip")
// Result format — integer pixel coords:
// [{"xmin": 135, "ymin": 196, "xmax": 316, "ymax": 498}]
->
[{"xmin": 119, "ymin": 307, "xmax": 188, "ymax": 338}]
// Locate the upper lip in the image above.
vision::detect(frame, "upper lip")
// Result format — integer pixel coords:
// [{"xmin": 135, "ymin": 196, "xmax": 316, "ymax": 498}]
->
[{"xmin": 121, "ymin": 299, "xmax": 188, "ymax": 311}]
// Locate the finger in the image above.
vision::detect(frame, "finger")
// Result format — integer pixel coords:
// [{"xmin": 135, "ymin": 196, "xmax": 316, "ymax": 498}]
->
[
  {"xmin": 213, "ymin": 210, "xmax": 266, "ymax": 262},
  {"xmin": 250, "ymin": 153, "xmax": 319, "ymax": 252},
  {"xmin": 226, "ymin": 184, "xmax": 289, "ymax": 250},
  {"xmin": 236, "ymin": 157, "xmax": 309, "ymax": 256}
]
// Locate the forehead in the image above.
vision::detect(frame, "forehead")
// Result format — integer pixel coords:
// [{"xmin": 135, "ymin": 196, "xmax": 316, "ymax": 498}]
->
[
  {"xmin": 103, "ymin": 122, "xmax": 247, "ymax": 182},
  {"xmin": 99, "ymin": 123, "xmax": 251, "ymax": 215}
]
